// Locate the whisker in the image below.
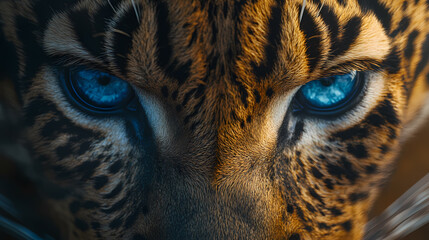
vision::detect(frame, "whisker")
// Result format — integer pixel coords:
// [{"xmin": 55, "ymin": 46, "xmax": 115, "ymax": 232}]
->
[
  {"xmin": 364, "ymin": 174, "xmax": 429, "ymax": 240},
  {"xmin": 131, "ymin": 0, "xmax": 141, "ymax": 23},
  {"xmin": 299, "ymin": 0, "xmax": 307, "ymax": 23},
  {"xmin": 316, "ymin": 2, "xmax": 324, "ymax": 18},
  {"xmin": 107, "ymin": 0, "xmax": 118, "ymax": 14}
]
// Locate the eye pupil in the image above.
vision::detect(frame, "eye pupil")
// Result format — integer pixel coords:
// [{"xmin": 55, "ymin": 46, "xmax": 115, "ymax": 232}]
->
[
  {"xmin": 320, "ymin": 78, "xmax": 334, "ymax": 87},
  {"xmin": 97, "ymin": 76, "xmax": 111, "ymax": 86}
]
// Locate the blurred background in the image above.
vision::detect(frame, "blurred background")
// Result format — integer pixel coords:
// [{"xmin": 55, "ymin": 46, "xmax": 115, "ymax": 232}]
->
[{"xmin": 370, "ymin": 121, "xmax": 429, "ymax": 239}]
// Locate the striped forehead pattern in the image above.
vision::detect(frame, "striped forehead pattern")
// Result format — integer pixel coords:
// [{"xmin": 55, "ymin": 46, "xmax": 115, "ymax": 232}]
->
[{"xmin": 34, "ymin": 0, "xmax": 396, "ymax": 129}]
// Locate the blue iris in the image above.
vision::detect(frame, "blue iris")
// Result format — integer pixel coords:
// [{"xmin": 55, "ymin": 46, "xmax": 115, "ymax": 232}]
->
[
  {"xmin": 70, "ymin": 69, "xmax": 132, "ymax": 109},
  {"xmin": 299, "ymin": 71, "xmax": 358, "ymax": 109}
]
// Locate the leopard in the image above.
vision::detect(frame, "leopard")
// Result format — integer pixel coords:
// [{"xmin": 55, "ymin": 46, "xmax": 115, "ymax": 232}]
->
[{"xmin": 0, "ymin": 0, "xmax": 429, "ymax": 239}]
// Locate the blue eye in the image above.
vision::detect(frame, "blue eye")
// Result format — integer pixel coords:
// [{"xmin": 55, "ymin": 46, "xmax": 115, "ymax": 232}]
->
[
  {"xmin": 295, "ymin": 71, "xmax": 365, "ymax": 115},
  {"xmin": 66, "ymin": 68, "xmax": 134, "ymax": 111}
]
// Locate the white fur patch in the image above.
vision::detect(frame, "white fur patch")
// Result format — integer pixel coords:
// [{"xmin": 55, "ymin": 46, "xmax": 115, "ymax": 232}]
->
[{"xmin": 134, "ymin": 89, "xmax": 173, "ymax": 147}]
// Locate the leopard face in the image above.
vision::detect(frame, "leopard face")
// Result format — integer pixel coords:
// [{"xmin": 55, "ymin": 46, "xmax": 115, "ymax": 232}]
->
[{"xmin": 0, "ymin": 0, "xmax": 429, "ymax": 239}]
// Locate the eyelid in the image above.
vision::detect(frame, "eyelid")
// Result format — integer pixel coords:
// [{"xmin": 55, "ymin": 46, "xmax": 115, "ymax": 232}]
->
[
  {"xmin": 48, "ymin": 54, "xmax": 112, "ymax": 76},
  {"xmin": 320, "ymin": 59, "xmax": 382, "ymax": 78}
]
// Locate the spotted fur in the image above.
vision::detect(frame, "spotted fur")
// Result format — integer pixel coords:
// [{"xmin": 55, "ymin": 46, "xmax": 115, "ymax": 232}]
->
[{"xmin": 0, "ymin": 0, "xmax": 429, "ymax": 239}]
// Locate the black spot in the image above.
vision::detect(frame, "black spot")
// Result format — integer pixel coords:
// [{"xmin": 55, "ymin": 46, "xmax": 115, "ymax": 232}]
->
[
  {"xmin": 112, "ymin": 4, "xmax": 142, "ymax": 75},
  {"xmin": 109, "ymin": 216, "xmax": 123, "ymax": 229},
  {"xmin": 82, "ymin": 201, "xmax": 100, "ymax": 209},
  {"xmin": 349, "ymin": 192, "xmax": 369, "ymax": 203},
  {"xmin": 289, "ymin": 233, "xmax": 301, "ymax": 240},
  {"xmin": 304, "ymin": 202, "xmax": 316, "ymax": 213},
  {"xmin": 238, "ymin": 84, "xmax": 249, "ymax": 108},
  {"xmin": 365, "ymin": 164, "xmax": 378, "ymax": 174},
  {"xmin": 161, "ymin": 86, "xmax": 169, "ymax": 98},
  {"xmin": 308, "ymin": 188, "xmax": 324, "ymax": 204},
  {"xmin": 103, "ymin": 182, "xmax": 123, "ymax": 199},
  {"xmin": 382, "ymin": 47, "xmax": 401, "ymax": 74},
  {"xmin": 252, "ymin": 0, "xmax": 285, "ymax": 78},
  {"xmin": 173, "ymin": 60, "xmax": 192, "ymax": 85},
  {"xmin": 266, "ymin": 88, "xmax": 274, "ymax": 98},
  {"xmin": 311, "ymin": 167, "xmax": 324, "ymax": 179},
  {"xmin": 74, "ymin": 218, "xmax": 89, "ymax": 231},
  {"xmin": 379, "ymin": 144, "xmax": 389, "ymax": 154},
  {"xmin": 295, "ymin": 206, "xmax": 306, "ymax": 221},
  {"xmin": 333, "ymin": 125, "xmax": 369, "ymax": 140},
  {"xmin": 402, "ymin": 1, "xmax": 408, "ymax": 11},
  {"xmin": 388, "ymin": 127, "xmax": 397, "ymax": 139},
  {"xmin": 365, "ymin": 113, "xmax": 385, "ymax": 127},
  {"xmin": 91, "ymin": 222, "xmax": 100, "ymax": 230},
  {"xmin": 194, "ymin": 84, "xmax": 206, "ymax": 99},
  {"xmin": 317, "ymin": 222, "xmax": 331, "ymax": 230},
  {"xmin": 77, "ymin": 140, "xmax": 92, "ymax": 155},
  {"xmin": 336, "ymin": 0, "xmax": 347, "ymax": 6},
  {"xmin": 102, "ymin": 195, "xmax": 128, "ymax": 214},
  {"xmin": 341, "ymin": 220, "xmax": 353, "ymax": 232},
  {"xmin": 404, "ymin": 30, "xmax": 419, "ymax": 59},
  {"xmin": 390, "ymin": 16, "xmax": 410, "ymax": 37},
  {"xmin": 51, "ymin": 165, "xmax": 74, "ymax": 180},
  {"xmin": 329, "ymin": 207, "xmax": 343, "ymax": 216},
  {"xmin": 299, "ymin": 6, "xmax": 322, "ymax": 71},
  {"xmin": 124, "ymin": 211, "xmax": 139, "ymax": 228},
  {"xmin": 287, "ymin": 205, "xmax": 294, "ymax": 214},
  {"xmin": 246, "ymin": 116, "xmax": 252, "ymax": 123},
  {"xmin": 296, "ymin": 158, "xmax": 304, "ymax": 168},
  {"xmin": 188, "ymin": 30, "xmax": 198, "ymax": 47},
  {"xmin": 303, "ymin": 225, "xmax": 313, "ymax": 232},
  {"xmin": 74, "ymin": 160, "xmax": 101, "ymax": 181},
  {"xmin": 181, "ymin": 88, "xmax": 197, "ymax": 107},
  {"xmin": 109, "ymin": 160, "xmax": 124, "ymax": 174},
  {"xmin": 172, "ymin": 90, "xmax": 178, "ymax": 100},
  {"xmin": 347, "ymin": 143, "xmax": 368, "ymax": 159},
  {"xmin": 240, "ymin": 120, "xmax": 245, "ymax": 129},
  {"xmin": 132, "ymin": 234, "xmax": 148, "ymax": 240},
  {"xmin": 323, "ymin": 179, "xmax": 334, "ymax": 190},
  {"xmin": 327, "ymin": 163, "xmax": 344, "ymax": 180},
  {"xmin": 93, "ymin": 175, "xmax": 109, "ymax": 189},
  {"xmin": 376, "ymin": 99, "xmax": 399, "ymax": 126},
  {"xmin": 183, "ymin": 96, "xmax": 206, "ymax": 125},
  {"xmin": 253, "ymin": 90, "xmax": 261, "ymax": 103},
  {"xmin": 358, "ymin": 0, "xmax": 391, "ymax": 32},
  {"xmin": 340, "ymin": 157, "xmax": 359, "ymax": 183},
  {"xmin": 414, "ymin": 33, "xmax": 429, "ymax": 80},
  {"xmin": 69, "ymin": 201, "xmax": 81, "ymax": 213}
]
